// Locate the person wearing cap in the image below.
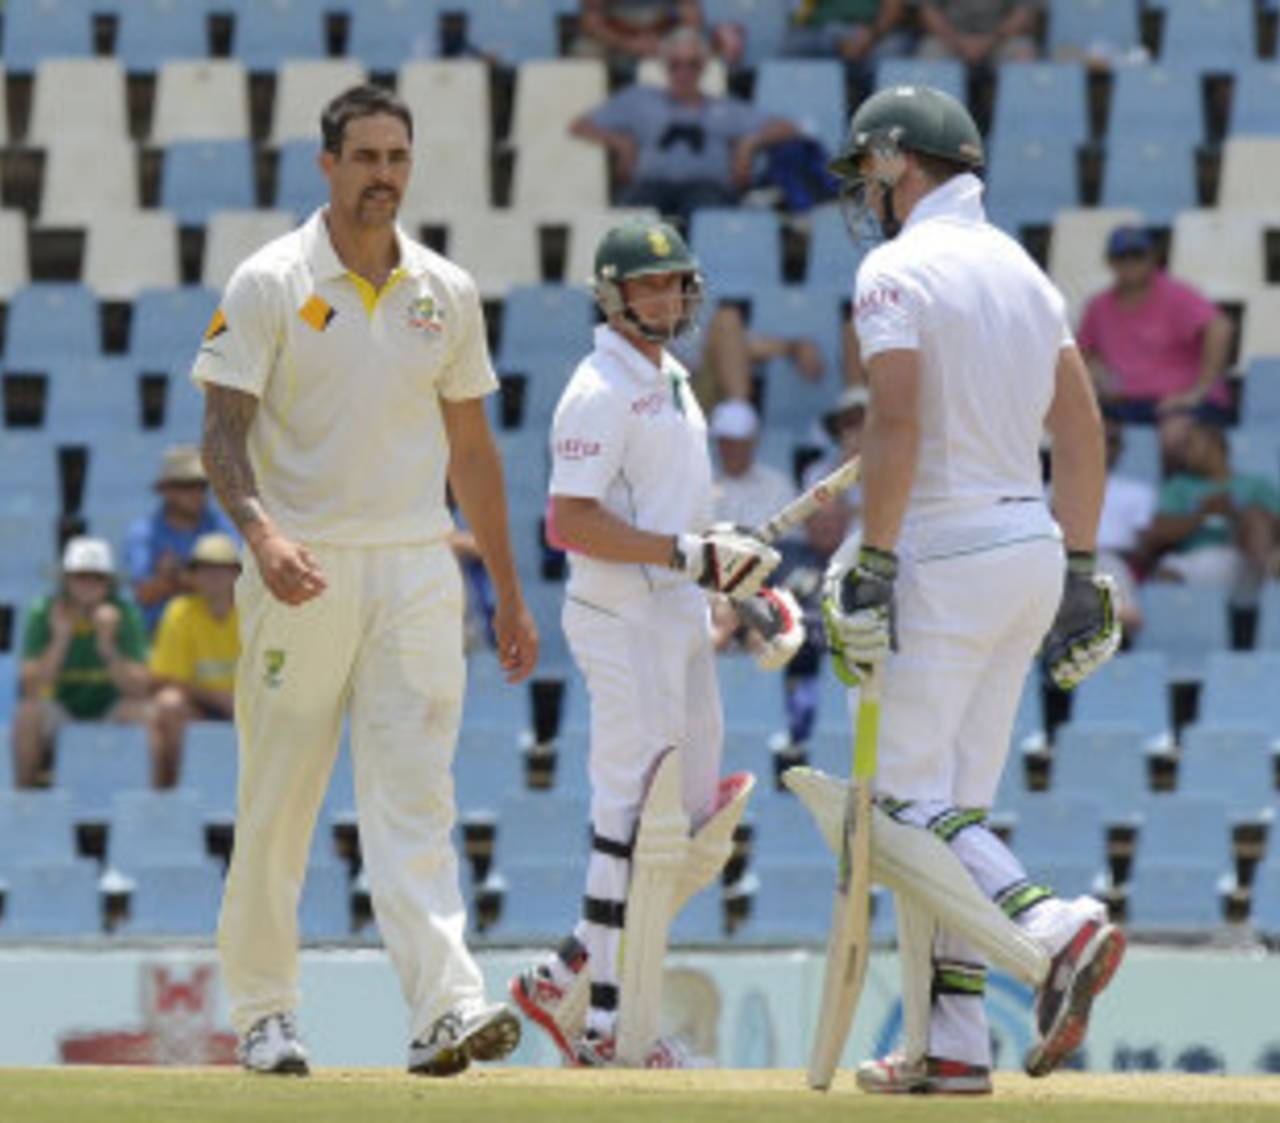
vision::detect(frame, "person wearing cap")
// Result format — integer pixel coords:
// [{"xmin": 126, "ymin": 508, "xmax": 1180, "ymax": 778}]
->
[
  {"xmin": 11, "ymin": 537, "xmax": 150, "ymax": 788},
  {"xmin": 146, "ymin": 533, "xmax": 242, "ymax": 789},
  {"xmin": 124, "ymin": 443, "xmax": 236, "ymax": 634},
  {"xmin": 1077, "ymin": 225, "xmax": 1235, "ymax": 452},
  {"xmin": 709, "ymin": 399, "xmax": 795, "ymax": 531}
]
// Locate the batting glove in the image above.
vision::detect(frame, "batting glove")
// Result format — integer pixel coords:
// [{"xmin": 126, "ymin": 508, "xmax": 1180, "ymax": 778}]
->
[
  {"xmin": 822, "ymin": 546, "xmax": 898, "ymax": 687},
  {"xmin": 672, "ymin": 524, "xmax": 781, "ymax": 600},
  {"xmin": 1042, "ymin": 552, "xmax": 1121, "ymax": 691},
  {"xmin": 736, "ymin": 587, "xmax": 806, "ymax": 672}
]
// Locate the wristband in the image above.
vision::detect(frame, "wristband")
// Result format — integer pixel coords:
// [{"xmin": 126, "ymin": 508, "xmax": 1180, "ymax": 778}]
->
[{"xmin": 1066, "ymin": 550, "xmax": 1096, "ymax": 577}]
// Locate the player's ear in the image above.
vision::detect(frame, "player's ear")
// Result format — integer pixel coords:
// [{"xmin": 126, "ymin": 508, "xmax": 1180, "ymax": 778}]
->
[{"xmin": 318, "ymin": 148, "xmax": 337, "ymax": 179}]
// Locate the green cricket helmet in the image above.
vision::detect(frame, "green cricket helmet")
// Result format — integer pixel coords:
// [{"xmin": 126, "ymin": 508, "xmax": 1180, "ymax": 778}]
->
[
  {"xmin": 829, "ymin": 84, "xmax": 984, "ymax": 181},
  {"xmin": 592, "ymin": 219, "xmax": 704, "ymax": 343}
]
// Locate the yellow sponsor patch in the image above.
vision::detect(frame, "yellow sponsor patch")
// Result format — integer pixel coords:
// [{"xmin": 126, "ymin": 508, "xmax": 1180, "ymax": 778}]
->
[
  {"xmin": 299, "ymin": 294, "xmax": 336, "ymax": 332},
  {"xmin": 203, "ymin": 308, "xmax": 227, "ymax": 340}
]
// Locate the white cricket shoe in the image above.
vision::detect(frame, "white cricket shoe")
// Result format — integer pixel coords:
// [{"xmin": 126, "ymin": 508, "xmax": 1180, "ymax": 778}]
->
[
  {"xmin": 509, "ymin": 937, "xmax": 588, "ymax": 1066},
  {"xmin": 855, "ymin": 1052, "xmax": 992, "ymax": 1095},
  {"xmin": 573, "ymin": 1027, "xmax": 698, "ymax": 1069},
  {"xmin": 237, "ymin": 1012, "xmax": 309, "ymax": 1076},
  {"xmin": 408, "ymin": 1001, "xmax": 522, "ymax": 1077}
]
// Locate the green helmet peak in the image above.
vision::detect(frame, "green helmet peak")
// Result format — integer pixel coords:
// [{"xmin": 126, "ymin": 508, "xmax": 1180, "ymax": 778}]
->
[{"xmin": 830, "ymin": 84, "xmax": 984, "ymax": 181}]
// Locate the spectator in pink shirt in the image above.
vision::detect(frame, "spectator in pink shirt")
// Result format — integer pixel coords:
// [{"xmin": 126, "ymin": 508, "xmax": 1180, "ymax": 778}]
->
[{"xmin": 1077, "ymin": 226, "xmax": 1235, "ymax": 455}]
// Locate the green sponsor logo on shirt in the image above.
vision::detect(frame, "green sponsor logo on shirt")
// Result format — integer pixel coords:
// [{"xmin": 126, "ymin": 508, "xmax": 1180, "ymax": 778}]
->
[{"xmin": 264, "ymin": 649, "xmax": 286, "ymax": 689}]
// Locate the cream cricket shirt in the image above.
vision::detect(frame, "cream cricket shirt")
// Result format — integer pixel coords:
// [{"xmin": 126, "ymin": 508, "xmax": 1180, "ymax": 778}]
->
[
  {"xmin": 192, "ymin": 208, "xmax": 497, "ymax": 545},
  {"xmin": 550, "ymin": 325, "xmax": 714, "ymax": 609}
]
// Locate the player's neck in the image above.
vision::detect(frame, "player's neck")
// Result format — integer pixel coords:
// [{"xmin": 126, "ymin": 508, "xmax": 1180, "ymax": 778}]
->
[
  {"xmin": 615, "ymin": 323, "xmax": 663, "ymax": 368},
  {"xmin": 324, "ymin": 210, "xmax": 400, "ymax": 290}
]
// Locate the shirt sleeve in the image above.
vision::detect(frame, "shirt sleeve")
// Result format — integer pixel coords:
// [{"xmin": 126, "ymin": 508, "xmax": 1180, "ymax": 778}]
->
[
  {"xmin": 191, "ymin": 264, "xmax": 282, "ymax": 399},
  {"xmin": 1170, "ymin": 278, "xmax": 1220, "ymax": 345},
  {"xmin": 852, "ymin": 256, "xmax": 922, "ymax": 361},
  {"xmin": 721, "ymin": 96, "xmax": 774, "ymax": 140},
  {"xmin": 549, "ymin": 380, "xmax": 628, "ymax": 500},
  {"xmin": 116, "ymin": 598, "xmax": 149, "ymax": 662},
  {"xmin": 438, "ymin": 274, "xmax": 499, "ymax": 402},
  {"xmin": 588, "ymin": 87, "xmax": 640, "ymax": 135},
  {"xmin": 149, "ymin": 601, "xmax": 192, "ymax": 683}
]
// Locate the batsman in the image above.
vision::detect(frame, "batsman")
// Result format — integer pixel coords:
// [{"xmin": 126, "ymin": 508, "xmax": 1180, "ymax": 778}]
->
[
  {"xmin": 800, "ymin": 85, "xmax": 1126, "ymax": 1093},
  {"xmin": 508, "ymin": 219, "xmax": 806, "ymax": 1067}
]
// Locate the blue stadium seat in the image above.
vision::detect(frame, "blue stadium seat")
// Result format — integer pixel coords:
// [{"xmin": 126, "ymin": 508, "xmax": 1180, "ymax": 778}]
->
[
  {"xmin": 1160, "ymin": 0, "xmax": 1255, "ymax": 73},
  {"xmin": 57, "ymin": 724, "xmax": 151, "ymax": 820},
  {"xmin": 875, "ymin": 58, "xmax": 966, "ymax": 102},
  {"xmin": 1228, "ymin": 427, "xmax": 1280, "ymax": 488},
  {"xmin": 274, "ymin": 140, "xmax": 329, "ymax": 216},
  {"xmin": 753, "ymin": 59, "xmax": 846, "ymax": 154},
  {"xmin": 109, "ymin": 789, "xmax": 209, "ymax": 872},
  {"xmin": 497, "ymin": 792, "xmax": 589, "ymax": 865},
  {"xmin": 1006, "ymin": 792, "xmax": 1108, "ymax": 869},
  {"xmin": 1134, "ymin": 794, "xmax": 1233, "ymax": 867},
  {"xmin": 0, "ymin": 861, "xmax": 101, "ymax": 936},
  {"xmin": 81, "ymin": 430, "xmax": 168, "ymax": 513},
  {"xmin": 160, "ymin": 141, "xmax": 256, "ymax": 226},
  {"xmin": 671, "ymin": 885, "xmax": 724, "ymax": 942},
  {"xmin": 1070, "ymin": 652, "xmax": 1171, "ymax": 744},
  {"xmin": 1100, "ymin": 140, "xmax": 1198, "ymax": 225},
  {"xmin": 984, "ymin": 136, "xmax": 1079, "ymax": 235},
  {"xmin": 1230, "ymin": 65, "xmax": 1280, "ymax": 136},
  {"xmin": 1029, "ymin": 860, "xmax": 1105, "ymax": 900},
  {"xmin": 229, "ymin": 0, "xmax": 328, "ymax": 70},
  {"xmin": 43, "ymin": 359, "xmax": 141, "ymax": 442},
  {"xmin": 1114, "ymin": 423, "xmax": 1161, "ymax": 486},
  {"xmin": 751, "ymin": 790, "xmax": 829, "ymax": 863},
  {"xmin": 0, "ymin": 655, "xmax": 16, "ymax": 730},
  {"xmin": 131, "ymin": 287, "xmax": 218, "ymax": 374},
  {"xmin": 1198, "ymin": 652, "xmax": 1280, "ymax": 732},
  {"xmin": 689, "ymin": 208, "xmax": 783, "ymax": 299},
  {"xmin": 348, "ymin": 0, "xmax": 441, "ymax": 70},
  {"xmin": 719, "ymin": 654, "xmax": 788, "ymax": 730},
  {"xmin": 1178, "ymin": 725, "xmax": 1277, "ymax": 818},
  {"xmin": 757, "ymin": 356, "xmax": 842, "ymax": 430},
  {"xmin": 496, "ymin": 285, "xmax": 596, "ymax": 371},
  {"xmin": 178, "ymin": 721, "xmax": 239, "ymax": 818},
  {"xmin": 1253, "ymin": 858, "xmax": 1280, "ymax": 934},
  {"xmin": 991, "ymin": 62, "xmax": 1089, "ymax": 147},
  {"xmin": 0, "ymin": 432, "xmax": 60, "ymax": 518},
  {"xmin": 1241, "ymin": 358, "xmax": 1280, "ymax": 428},
  {"xmin": 1108, "ymin": 66, "xmax": 1203, "ymax": 146},
  {"xmin": 1258, "ymin": 582, "xmax": 1280, "ymax": 651},
  {"xmin": 491, "ymin": 860, "xmax": 584, "ymax": 942},
  {"xmin": 1127, "ymin": 861, "xmax": 1223, "ymax": 929},
  {"xmin": 125, "ymin": 862, "xmax": 223, "ymax": 936},
  {"xmin": 702, "ymin": 0, "xmax": 789, "ymax": 67},
  {"xmin": 805, "ymin": 203, "xmax": 865, "ymax": 292},
  {"xmin": 2, "ymin": 0, "xmax": 93, "ymax": 74},
  {"xmin": 0, "ymin": 790, "xmax": 79, "ymax": 864},
  {"xmin": 115, "ymin": 0, "xmax": 208, "ymax": 73},
  {"xmin": 742, "ymin": 859, "xmax": 834, "ymax": 942},
  {"xmin": 749, "ymin": 288, "xmax": 843, "ymax": 383},
  {"xmin": 1133, "ymin": 583, "xmax": 1230, "ymax": 682},
  {"xmin": 1050, "ymin": 723, "xmax": 1151, "ymax": 821},
  {"xmin": 453, "ymin": 726, "xmax": 524, "ymax": 816},
  {"xmin": 320, "ymin": 736, "xmax": 356, "ymax": 819},
  {"xmin": 465, "ymin": 0, "xmax": 559, "ymax": 65},
  {"xmin": 165, "ymin": 372, "xmax": 206, "ymax": 440},
  {"xmin": 300, "ymin": 863, "xmax": 352, "ymax": 940},
  {"xmin": 5, "ymin": 285, "xmax": 100, "ymax": 368},
  {"xmin": 1047, "ymin": 0, "xmax": 1141, "ymax": 60}
]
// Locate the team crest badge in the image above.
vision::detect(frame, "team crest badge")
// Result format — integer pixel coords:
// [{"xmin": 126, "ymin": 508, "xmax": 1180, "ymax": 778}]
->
[
  {"xmin": 647, "ymin": 228, "xmax": 672, "ymax": 257},
  {"xmin": 264, "ymin": 649, "xmax": 286, "ymax": 689},
  {"xmin": 408, "ymin": 295, "xmax": 445, "ymax": 334}
]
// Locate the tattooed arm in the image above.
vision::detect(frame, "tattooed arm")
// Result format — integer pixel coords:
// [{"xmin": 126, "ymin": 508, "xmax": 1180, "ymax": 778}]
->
[{"xmin": 202, "ymin": 384, "xmax": 327, "ymax": 606}]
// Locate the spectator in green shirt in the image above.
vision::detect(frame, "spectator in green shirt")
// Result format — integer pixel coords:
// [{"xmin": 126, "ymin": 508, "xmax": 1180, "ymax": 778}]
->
[
  {"xmin": 1144, "ymin": 421, "xmax": 1280, "ymax": 602},
  {"xmin": 12, "ymin": 537, "xmax": 150, "ymax": 788},
  {"xmin": 784, "ymin": 0, "xmax": 912, "ymax": 65}
]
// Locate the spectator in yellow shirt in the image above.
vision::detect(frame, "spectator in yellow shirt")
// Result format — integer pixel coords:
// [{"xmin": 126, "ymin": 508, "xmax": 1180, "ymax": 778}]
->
[{"xmin": 148, "ymin": 533, "xmax": 241, "ymax": 787}]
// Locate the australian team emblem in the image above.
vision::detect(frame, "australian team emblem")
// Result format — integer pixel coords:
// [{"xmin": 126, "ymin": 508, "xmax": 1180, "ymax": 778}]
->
[{"xmin": 408, "ymin": 295, "xmax": 445, "ymax": 334}]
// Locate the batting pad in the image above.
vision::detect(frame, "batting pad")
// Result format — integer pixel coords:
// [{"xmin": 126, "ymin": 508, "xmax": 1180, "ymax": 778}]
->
[{"xmin": 783, "ymin": 767, "xmax": 1049, "ymax": 986}]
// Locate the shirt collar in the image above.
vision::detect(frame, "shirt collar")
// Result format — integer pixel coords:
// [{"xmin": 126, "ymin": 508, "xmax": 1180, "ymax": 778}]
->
[
  {"xmin": 901, "ymin": 172, "xmax": 986, "ymax": 233},
  {"xmin": 596, "ymin": 324, "xmax": 681, "ymax": 385},
  {"xmin": 301, "ymin": 206, "xmax": 430, "ymax": 282}
]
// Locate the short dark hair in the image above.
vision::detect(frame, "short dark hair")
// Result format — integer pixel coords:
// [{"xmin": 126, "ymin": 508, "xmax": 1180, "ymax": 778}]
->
[{"xmin": 321, "ymin": 84, "xmax": 413, "ymax": 155}]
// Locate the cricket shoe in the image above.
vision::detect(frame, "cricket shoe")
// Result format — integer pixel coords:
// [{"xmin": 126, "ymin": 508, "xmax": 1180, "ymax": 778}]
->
[
  {"xmin": 574, "ymin": 1027, "xmax": 697, "ymax": 1069},
  {"xmin": 238, "ymin": 1012, "xmax": 309, "ymax": 1076},
  {"xmin": 408, "ymin": 1001, "xmax": 522, "ymax": 1077},
  {"xmin": 855, "ymin": 1053, "xmax": 992, "ymax": 1095},
  {"xmin": 1024, "ymin": 918, "xmax": 1127, "ymax": 1078},
  {"xmin": 509, "ymin": 936, "xmax": 588, "ymax": 1066}
]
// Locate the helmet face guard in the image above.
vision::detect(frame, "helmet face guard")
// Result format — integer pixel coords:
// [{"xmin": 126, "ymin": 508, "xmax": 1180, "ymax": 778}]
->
[
  {"xmin": 594, "ymin": 267, "xmax": 705, "ymax": 344},
  {"xmin": 834, "ymin": 131, "xmax": 909, "ymax": 247}
]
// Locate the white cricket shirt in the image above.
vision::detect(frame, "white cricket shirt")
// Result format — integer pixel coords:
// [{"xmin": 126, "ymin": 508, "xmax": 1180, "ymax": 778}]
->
[
  {"xmin": 192, "ymin": 208, "xmax": 497, "ymax": 546},
  {"xmin": 549, "ymin": 325, "xmax": 714, "ymax": 608}
]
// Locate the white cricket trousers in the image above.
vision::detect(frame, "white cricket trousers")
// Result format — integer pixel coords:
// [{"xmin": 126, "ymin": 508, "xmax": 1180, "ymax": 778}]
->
[
  {"xmin": 218, "ymin": 541, "xmax": 485, "ymax": 1038},
  {"xmin": 562, "ymin": 583, "xmax": 724, "ymax": 1030}
]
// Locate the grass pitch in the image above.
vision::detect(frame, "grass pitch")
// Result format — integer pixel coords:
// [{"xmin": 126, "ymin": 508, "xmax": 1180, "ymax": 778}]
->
[{"xmin": 2, "ymin": 1068, "xmax": 1280, "ymax": 1123}]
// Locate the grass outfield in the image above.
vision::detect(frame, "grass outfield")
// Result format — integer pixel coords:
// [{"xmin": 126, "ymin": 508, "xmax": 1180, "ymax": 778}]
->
[{"xmin": 2, "ymin": 1068, "xmax": 1280, "ymax": 1123}]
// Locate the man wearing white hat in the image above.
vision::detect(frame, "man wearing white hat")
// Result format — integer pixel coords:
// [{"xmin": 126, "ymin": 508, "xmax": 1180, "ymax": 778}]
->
[
  {"xmin": 11, "ymin": 537, "xmax": 150, "ymax": 787},
  {"xmin": 709, "ymin": 399, "xmax": 795, "ymax": 532}
]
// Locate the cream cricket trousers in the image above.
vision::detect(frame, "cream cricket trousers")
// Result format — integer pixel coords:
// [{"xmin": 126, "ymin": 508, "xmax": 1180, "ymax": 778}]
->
[{"xmin": 218, "ymin": 541, "xmax": 484, "ymax": 1038}]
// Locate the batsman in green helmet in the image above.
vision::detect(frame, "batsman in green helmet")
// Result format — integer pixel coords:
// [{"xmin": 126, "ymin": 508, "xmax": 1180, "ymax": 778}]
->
[{"xmin": 591, "ymin": 217, "xmax": 704, "ymax": 344}]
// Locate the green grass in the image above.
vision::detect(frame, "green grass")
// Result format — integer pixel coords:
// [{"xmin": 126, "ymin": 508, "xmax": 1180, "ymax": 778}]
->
[{"xmin": 2, "ymin": 1068, "xmax": 1280, "ymax": 1123}]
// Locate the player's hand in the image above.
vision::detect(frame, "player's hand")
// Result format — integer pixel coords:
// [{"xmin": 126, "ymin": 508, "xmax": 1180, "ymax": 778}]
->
[
  {"xmin": 1042, "ymin": 552, "xmax": 1120, "ymax": 690},
  {"xmin": 789, "ymin": 339, "xmax": 824, "ymax": 381},
  {"xmin": 91, "ymin": 602, "xmax": 122, "ymax": 655},
  {"xmin": 737, "ymin": 587, "xmax": 806, "ymax": 672},
  {"xmin": 673, "ymin": 524, "xmax": 780, "ymax": 600},
  {"xmin": 493, "ymin": 595, "xmax": 538, "ymax": 684},
  {"xmin": 251, "ymin": 531, "xmax": 327, "ymax": 606},
  {"xmin": 822, "ymin": 546, "xmax": 897, "ymax": 687}
]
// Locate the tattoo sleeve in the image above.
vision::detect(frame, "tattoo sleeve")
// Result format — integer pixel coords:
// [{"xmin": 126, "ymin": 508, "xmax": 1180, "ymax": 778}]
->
[{"xmin": 202, "ymin": 384, "xmax": 268, "ymax": 534}]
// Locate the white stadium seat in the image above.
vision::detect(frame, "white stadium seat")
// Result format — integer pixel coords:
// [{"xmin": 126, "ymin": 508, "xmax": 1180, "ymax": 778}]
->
[
  {"xmin": 151, "ymin": 60, "xmax": 250, "ymax": 143},
  {"xmin": 398, "ymin": 59, "xmax": 490, "ymax": 148},
  {"xmin": 39, "ymin": 137, "xmax": 139, "ymax": 225},
  {"xmin": 1047, "ymin": 207, "xmax": 1142, "ymax": 325},
  {"xmin": 445, "ymin": 209, "xmax": 540, "ymax": 299},
  {"xmin": 1241, "ymin": 290, "xmax": 1280, "ymax": 365},
  {"xmin": 82, "ymin": 212, "xmax": 180, "ymax": 299},
  {"xmin": 0, "ymin": 210, "xmax": 30, "ymax": 298},
  {"xmin": 202, "ymin": 210, "xmax": 297, "ymax": 290},
  {"xmin": 400, "ymin": 137, "xmax": 491, "ymax": 226},
  {"xmin": 27, "ymin": 58, "xmax": 125, "ymax": 147},
  {"xmin": 1170, "ymin": 209, "xmax": 1277, "ymax": 301},
  {"xmin": 1218, "ymin": 137, "xmax": 1280, "ymax": 211},
  {"xmin": 269, "ymin": 59, "xmax": 368, "ymax": 146}
]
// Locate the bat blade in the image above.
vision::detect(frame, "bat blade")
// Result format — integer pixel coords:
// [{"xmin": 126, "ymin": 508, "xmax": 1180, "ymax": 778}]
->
[{"xmin": 755, "ymin": 455, "xmax": 861, "ymax": 545}]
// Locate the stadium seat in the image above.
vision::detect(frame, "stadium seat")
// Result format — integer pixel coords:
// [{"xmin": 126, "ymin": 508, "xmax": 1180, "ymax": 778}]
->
[
  {"xmin": 496, "ymin": 793, "xmax": 589, "ymax": 865},
  {"xmin": 512, "ymin": 143, "xmax": 607, "ymax": 214},
  {"xmin": 496, "ymin": 285, "xmax": 596, "ymax": 372},
  {"xmin": 636, "ymin": 54, "xmax": 726, "ymax": 97},
  {"xmin": 1259, "ymin": 582, "xmax": 1280, "ymax": 651},
  {"xmin": 38, "ymin": 138, "xmax": 140, "ymax": 226},
  {"xmin": 1252, "ymin": 858, "xmax": 1280, "ymax": 934},
  {"xmin": 689, "ymin": 208, "xmax": 783, "ymax": 298},
  {"xmin": 0, "ymin": 431, "xmax": 60, "ymax": 517},
  {"xmin": 131, "ymin": 286, "xmax": 219, "ymax": 374},
  {"xmin": 27, "ymin": 58, "xmax": 126, "ymax": 147},
  {"xmin": 300, "ymin": 863, "xmax": 352, "ymax": 940},
  {"xmin": 453, "ymin": 727, "xmax": 523, "ymax": 816},
  {"xmin": 202, "ymin": 211, "xmax": 295, "ymax": 290},
  {"xmin": 1100, "ymin": 140, "xmax": 1198, "ymax": 225},
  {"xmin": 399, "ymin": 138, "xmax": 492, "ymax": 226},
  {"xmin": 320, "ymin": 738, "xmax": 356, "ymax": 819},
  {"xmin": 559, "ymin": 207, "xmax": 658, "ymax": 288},
  {"xmin": 983, "ymin": 136, "xmax": 1079, "ymax": 235},
  {"xmin": 702, "ymin": 0, "xmax": 790, "ymax": 66},
  {"xmin": 1178, "ymin": 725, "xmax": 1278, "ymax": 818},
  {"xmin": 151, "ymin": 60, "xmax": 250, "ymax": 143},
  {"xmin": 273, "ymin": 140, "xmax": 329, "ymax": 217},
  {"xmin": 1134, "ymin": 794, "xmax": 1235, "ymax": 869},
  {"xmin": 229, "ymin": 0, "xmax": 328, "ymax": 70},
  {"xmin": 124, "ymin": 862, "xmax": 223, "ymax": 936},
  {"xmin": 1240, "ymin": 358, "xmax": 1280, "ymax": 429},
  {"xmin": 1048, "ymin": 207, "xmax": 1142, "ymax": 324},
  {"xmin": 0, "ymin": 790, "xmax": 79, "ymax": 864},
  {"xmin": 166, "ymin": 373, "xmax": 203, "ymax": 443},
  {"xmin": 1126, "ymin": 861, "xmax": 1224, "ymax": 929},
  {"xmin": 465, "ymin": 0, "xmax": 560, "ymax": 65},
  {"xmin": 1050, "ymin": 723, "xmax": 1152, "ymax": 821},
  {"xmin": 160, "ymin": 141, "xmax": 257, "ymax": 226},
  {"xmin": 751, "ymin": 791, "xmax": 830, "ymax": 863},
  {"xmin": 990, "ymin": 62, "xmax": 1089, "ymax": 147},
  {"xmin": 1241, "ymin": 291, "xmax": 1280, "ymax": 367},
  {"xmin": 5, "ymin": 284, "xmax": 99, "ymax": 368},
  {"xmin": 1047, "ymin": 0, "xmax": 1141, "ymax": 61},
  {"xmin": 0, "ymin": 861, "xmax": 101, "ymax": 936},
  {"xmin": 446, "ymin": 210, "xmax": 542, "ymax": 299},
  {"xmin": 1198, "ymin": 652, "xmax": 1280, "ymax": 731},
  {"xmin": 80, "ymin": 431, "xmax": 168, "ymax": 516},
  {"xmin": 177, "ymin": 721, "xmax": 239, "ymax": 817},
  {"xmin": 490, "ymin": 860, "xmax": 584, "ymax": 942},
  {"xmin": 1030, "ymin": 861, "xmax": 1105, "ymax": 900},
  {"xmin": 1070, "ymin": 652, "xmax": 1171, "ymax": 745},
  {"xmin": 82, "ymin": 213, "xmax": 181, "ymax": 300},
  {"xmin": 805, "ymin": 202, "xmax": 865, "ymax": 292},
  {"xmin": 115, "ymin": 0, "xmax": 209, "ymax": 73},
  {"xmin": 2, "ymin": 0, "xmax": 92, "ymax": 74},
  {"xmin": 671, "ymin": 885, "xmax": 725, "ymax": 942},
  {"xmin": 1228, "ymin": 426, "xmax": 1280, "ymax": 487},
  {"xmin": 57, "ymin": 725, "xmax": 151, "ymax": 820},
  {"xmin": 1107, "ymin": 66, "xmax": 1203, "ymax": 146},
  {"xmin": 44, "ymin": 359, "xmax": 142, "ymax": 441},
  {"xmin": 1159, "ymin": 0, "xmax": 1255, "ymax": 73},
  {"xmin": 749, "ymin": 287, "xmax": 843, "ymax": 380},
  {"xmin": 1133, "ymin": 583, "xmax": 1230, "ymax": 681},
  {"xmin": 719, "ymin": 655, "xmax": 789, "ymax": 732},
  {"xmin": 349, "ymin": 0, "xmax": 441, "ymax": 70},
  {"xmin": 1114, "ymin": 422, "xmax": 1160, "ymax": 486},
  {"xmin": 753, "ymin": 59, "xmax": 846, "ymax": 154},
  {"xmin": 269, "ymin": 60, "xmax": 369, "ymax": 146},
  {"xmin": 1006, "ymin": 792, "xmax": 1108, "ymax": 869},
  {"xmin": 875, "ymin": 58, "xmax": 966, "ymax": 101},
  {"xmin": 1229, "ymin": 64, "xmax": 1280, "ymax": 136},
  {"xmin": 1169, "ymin": 209, "xmax": 1273, "ymax": 301},
  {"xmin": 1218, "ymin": 138, "xmax": 1280, "ymax": 211},
  {"xmin": 108, "ymin": 790, "xmax": 209, "ymax": 873},
  {"xmin": 741, "ymin": 860, "xmax": 831, "ymax": 942},
  {"xmin": 398, "ymin": 59, "xmax": 489, "ymax": 146},
  {"xmin": 0, "ymin": 211, "xmax": 30, "ymax": 300},
  {"xmin": 0, "ymin": 656, "xmax": 17, "ymax": 730},
  {"xmin": 512, "ymin": 59, "xmax": 606, "ymax": 147}
]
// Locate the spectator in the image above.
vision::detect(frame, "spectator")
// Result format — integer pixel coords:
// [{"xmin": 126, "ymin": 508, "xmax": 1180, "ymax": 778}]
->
[
  {"xmin": 710, "ymin": 400, "xmax": 795, "ymax": 529},
  {"xmin": 574, "ymin": 0, "xmax": 703, "ymax": 68},
  {"xmin": 11, "ymin": 537, "xmax": 150, "ymax": 788},
  {"xmin": 917, "ymin": 0, "xmax": 1039, "ymax": 64},
  {"xmin": 784, "ymin": 0, "xmax": 913, "ymax": 66},
  {"xmin": 1096, "ymin": 419, "xmax": 1156, "ymax": 638},
  {"xmin": 802, "ymin": 383, "xmax": 869, "ymax": 488},
  {"xmin": 147, "ymin": 533, "xmax": 241, "ymax": 789},
  {"xmin": 570, "ymin": 27, "xmax": 799, "ymax": 221},
  {"xmin": 1144, "ymin": 421, "xmax": 1280, "ymax": 603},
  {"xmin": 125, "ymin": 444, "xmax": 236, "ymax": 633},
  {"xmin": 1077, "ymin": 226, "xmax": 1235, "ymax": 456}
]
